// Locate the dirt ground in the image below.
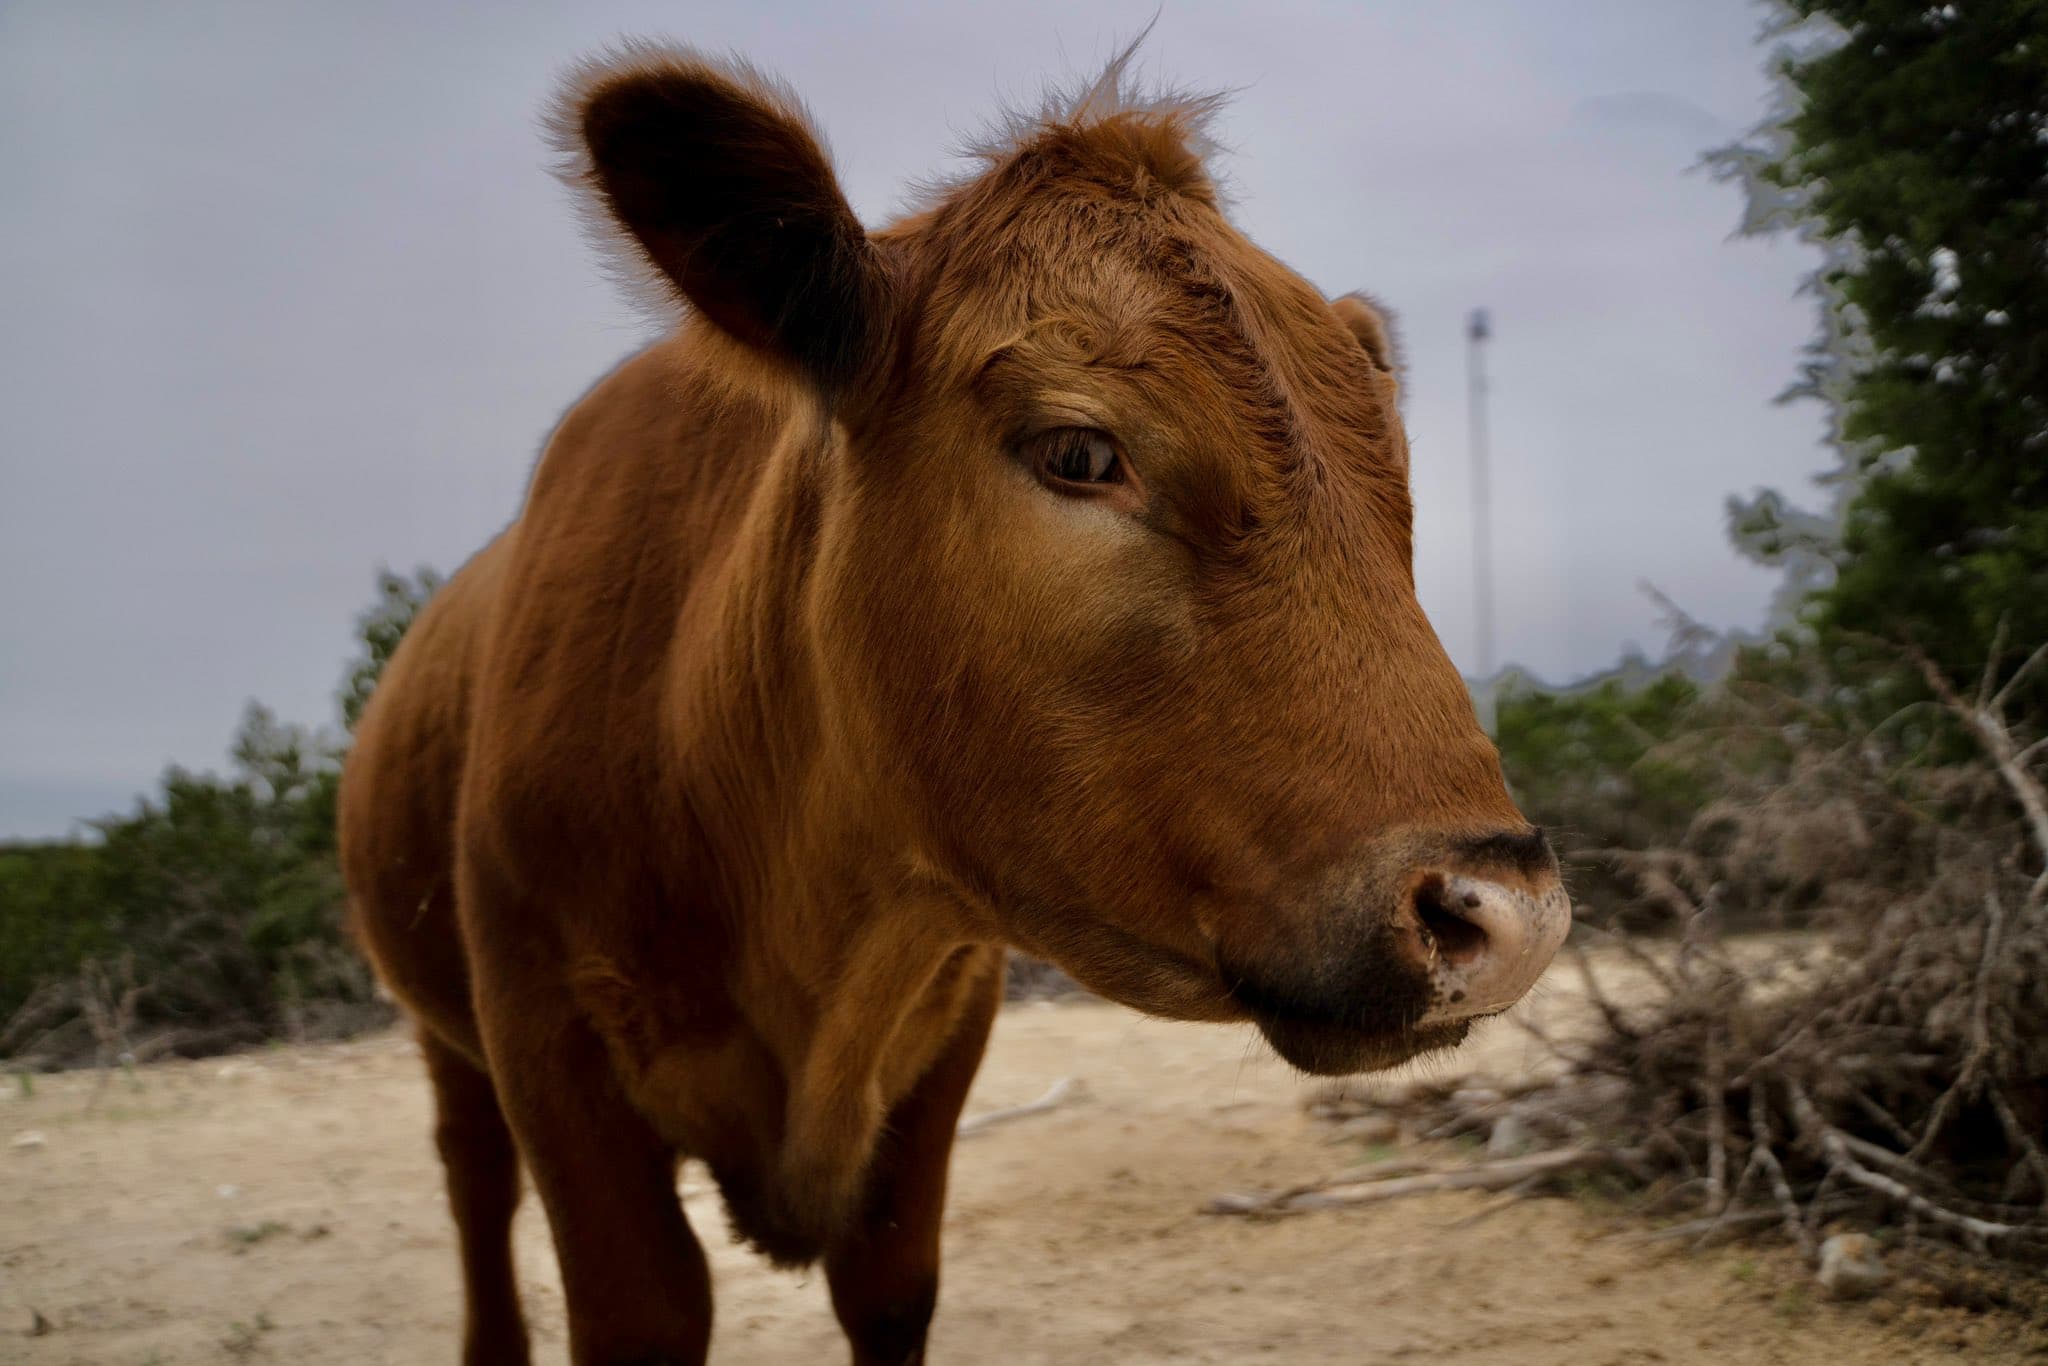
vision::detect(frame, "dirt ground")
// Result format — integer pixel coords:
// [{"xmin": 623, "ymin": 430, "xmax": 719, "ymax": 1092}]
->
[{"xmin": 2, "ymin": 978, "xmax": 2037, "ymax": 1364}]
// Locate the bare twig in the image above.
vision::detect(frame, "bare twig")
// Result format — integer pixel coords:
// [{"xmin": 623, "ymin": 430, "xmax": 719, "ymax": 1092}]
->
[
  {"xmin": 1849, "ymin": 1089, "xmax": 1917, "ymax": 1150},
  {"xmin": 1749, "ymin": 1085, "xmax": 1815, "ymax": 1260},
  {"xmin": 1991, "ymin": 638, "xmax": 2048, "ymax": 714},
  {"xmin": 1567, "ymin": 944, "xmax": 1638, "ymax": 1041},
  {"xmin": 1788, "ymin": 1080, "xmax": 2019, "ymax": 1252},
  {"xmin": 0, "ymin": 980, "xmax": 78, "ymax": 1057},
  {"xmin": 1206, "ymin": 1147, "xmax": 1618, "ymax": 1218},
  {"xmin": 1703, "ymin": 1023, "xmax": 1728, "ymax": 1215},
  {"xmin": 1915, "ymin": 648, "xmax": 2048, "ymax": 907},
  {"xmin": 956, "ymin": 1077, "xmax": 1079, "ymax": 1138},
  {"xmin": 1976, "ymin": 617, "xmax": 2012, "ymax": 712},
  {"xmin": 1984, "ymin": 1086, "xmax": 2048, "ymax": 1211},
  {"xmin": 1626, "ymin": 1207, "xmax": 1811, "ymax": 1246},
  {"xmin": 1906, "ymin": 890, "xmax": 2003, "ymax": 1162}
]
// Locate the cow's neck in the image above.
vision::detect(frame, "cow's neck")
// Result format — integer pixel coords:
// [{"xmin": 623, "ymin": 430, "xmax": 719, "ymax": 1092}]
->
[{"xmin": 653, "ymin": 393, "xmax": 990, "ymax": 1244}]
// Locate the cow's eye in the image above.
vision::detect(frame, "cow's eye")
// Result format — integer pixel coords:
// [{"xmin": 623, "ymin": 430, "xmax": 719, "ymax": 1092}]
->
[{"xmin": 1028, "ymin": 428, "xmax": 1123, "ymax": 489}]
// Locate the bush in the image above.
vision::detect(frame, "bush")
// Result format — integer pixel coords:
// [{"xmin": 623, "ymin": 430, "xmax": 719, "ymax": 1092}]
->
[
  {"xmin": 1494, "ymin": 672, "xmax": 1706, "ymax": 926},
  {"xmin": 0, "ymin": 707, "xmax": 388, "ymax": 1067},
  {"xmin": 1, "ymin": 569, "xmax": 439, "ymax": 1069}
]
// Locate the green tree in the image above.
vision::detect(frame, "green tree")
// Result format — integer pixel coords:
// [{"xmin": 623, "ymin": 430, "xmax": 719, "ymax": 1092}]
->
[
  {"xmin": 339, "ymin": 566, "xmax": 442, "ymax": 732},
  {"xmin": 1715, "ymin": 0, "xmax": 2048, "ymax": 717},
  {"xmin": 0, "ymin": 841, "xmax": 108, "ymax": 1020},
  {"xmin": 1495, "ymin": 3, "xmax": 2048, "ymax": 929},
  {"xmin": 1493, "ymin": 673, "xmax": 1704, "ymax": 920},
  {"xmin": 4, "ymin": 565, "xmax": 440, "ymax": 1059}
]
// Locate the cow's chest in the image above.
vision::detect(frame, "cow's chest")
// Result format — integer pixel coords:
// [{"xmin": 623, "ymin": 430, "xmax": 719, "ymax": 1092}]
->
[{"xmin": 573, "ymin": 940, "xmax": 996, "ymax": 1262}]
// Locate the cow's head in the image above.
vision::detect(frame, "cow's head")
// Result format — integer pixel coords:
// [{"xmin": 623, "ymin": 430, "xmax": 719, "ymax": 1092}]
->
[{"xmin": 556, "ymin": 44, "xmax": 1569, "ymax": 1074}]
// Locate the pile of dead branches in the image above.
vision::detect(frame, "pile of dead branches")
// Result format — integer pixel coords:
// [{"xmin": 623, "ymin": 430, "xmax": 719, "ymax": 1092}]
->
[{"xmin": 1219, "ymin": 646, "xmax": 2048, "ymax": 1273}]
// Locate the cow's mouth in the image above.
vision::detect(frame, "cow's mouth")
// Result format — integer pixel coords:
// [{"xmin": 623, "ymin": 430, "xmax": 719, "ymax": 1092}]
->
[
  {"xmin": 1220, "ymin": 964, "xmax": 1475, "ymax": 1076},
  {"xmin": 1249, "ymin": 1011, "xmax": 1474, "ymax": 1076},
  {"xmin": 1011, "ymin": 905, "xmax": 1503, "ymax": 1076},
  {"xmin": 1022, "ymin": 930, "xmax": 1484, "ymax": 1074}
]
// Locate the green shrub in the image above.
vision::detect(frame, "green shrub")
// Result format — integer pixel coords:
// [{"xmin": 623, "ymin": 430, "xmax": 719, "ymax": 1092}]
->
[
  {"xmin": 1493, "ymin": 673, "xmax": 1705, "ymax": 924},
  {"xmin": 1, "ymin": 569, "xmax": 438, "ymax": 1066}
]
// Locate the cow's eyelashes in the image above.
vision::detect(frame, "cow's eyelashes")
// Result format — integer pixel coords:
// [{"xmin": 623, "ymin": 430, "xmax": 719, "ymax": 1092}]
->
[{"xmin": 1024, "ymin": 428, "xmax": 1125, "ymax": 492}]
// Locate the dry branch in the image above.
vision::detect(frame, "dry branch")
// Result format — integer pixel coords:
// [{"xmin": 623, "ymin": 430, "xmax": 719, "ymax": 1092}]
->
[
  {"xmin": 957, "ymin": 1077, "xmax": 1079, "ymax": 1138},
  {"xmin": 1787, "ymin": 1080, "xmax": 2021, "ymax": 1251},
  {"xmin": 1915, "ymin": 647, "xmax": 2048, "ymax": 907},
  {"xmin": 1206, "ymin": 1148, "xmax": 1617, "ymax": 1218}
]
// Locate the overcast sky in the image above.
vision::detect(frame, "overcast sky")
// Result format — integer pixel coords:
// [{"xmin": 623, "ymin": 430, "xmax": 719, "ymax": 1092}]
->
[{"xmin": 0, "ymin": 0, "xmax": 1828, "ymax": 839}]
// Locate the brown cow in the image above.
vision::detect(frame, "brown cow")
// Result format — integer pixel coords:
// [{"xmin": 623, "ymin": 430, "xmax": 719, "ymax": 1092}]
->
[{"xmin": 339, "ymin": 39, "xmax": 1569, "ymax": 1366}]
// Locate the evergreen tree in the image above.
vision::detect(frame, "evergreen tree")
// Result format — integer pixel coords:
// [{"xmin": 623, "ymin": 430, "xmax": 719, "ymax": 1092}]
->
[
  {"xmin": 1714, "ymin": 0, "xmax": 2048, "ymax": 715},
  {"xmin": 339, "ymin": 566, "xmax": 443, "ymax": 732},
  {"xmin": 3, "ymin": 566, "xmax": 440, "ymax": 1056}
]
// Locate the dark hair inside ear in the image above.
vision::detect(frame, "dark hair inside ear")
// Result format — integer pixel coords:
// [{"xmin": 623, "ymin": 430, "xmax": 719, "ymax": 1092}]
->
[{"xmin": 575, "ymin": 58, "xmax": 882, "ymax": 392}]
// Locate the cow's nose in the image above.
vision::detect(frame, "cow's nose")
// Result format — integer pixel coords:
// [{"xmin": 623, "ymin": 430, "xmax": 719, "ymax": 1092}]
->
[{"xmin": 1402, "ymin": 867, "xmax": 1570, "ymax": 1024}]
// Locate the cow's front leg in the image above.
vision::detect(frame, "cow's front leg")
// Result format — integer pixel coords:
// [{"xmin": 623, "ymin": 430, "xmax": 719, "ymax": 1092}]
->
[
  {"xmin": 474, "ymin": 968, "xmax": 712, "ymax": 1365},
  {"xmin": 825, "ymin": 957, "xmax": 1002, "ymax": 1366}
]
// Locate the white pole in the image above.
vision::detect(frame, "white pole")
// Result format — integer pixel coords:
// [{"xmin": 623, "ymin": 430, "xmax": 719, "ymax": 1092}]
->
[{"xmin": 1467, "ymin": 308, "xmax": 1495, "ymax": 683}]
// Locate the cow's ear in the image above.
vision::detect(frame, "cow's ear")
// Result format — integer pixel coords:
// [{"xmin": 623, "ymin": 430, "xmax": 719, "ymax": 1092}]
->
[
  {"xmin": 1332, "ymin": 292, "xmax": 1403, "ymax": 381},
  {"xmin": 553, "ymin": 45, "xmax": 885, "ymax": 393}
]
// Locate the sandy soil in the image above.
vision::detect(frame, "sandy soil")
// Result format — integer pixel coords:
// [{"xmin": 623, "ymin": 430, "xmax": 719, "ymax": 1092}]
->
[{"xmin": 1, "ymin": 980, "xmax": 2034, "ymax": 1364}]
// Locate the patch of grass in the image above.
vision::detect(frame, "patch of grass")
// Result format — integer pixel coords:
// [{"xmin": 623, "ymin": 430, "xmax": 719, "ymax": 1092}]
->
[
  {"xmin": 222, "ymin": 1311, "xmax": 275, "ymax": 1357},
  {"xmin": 13, "ymin": 1070, "xmax": 32, "ymax": 1099},
  {"xmin": 1729, "ymin": 1257, "xmax": 1759, "ymax": 1283},
  {"xmin": 225, "ymin": 1220, "xmax": 290, "ymax": 1252},
  {"xmin": 1774, "ymin": 1284, "xmax": 1812, "ymax": 1322},
  {"xmin": 1356, "ymin": 1142, "xmax": 1402, "ymax": 1164}
]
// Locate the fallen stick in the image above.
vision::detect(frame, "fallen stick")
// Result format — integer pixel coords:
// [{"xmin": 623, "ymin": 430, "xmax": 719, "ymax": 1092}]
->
[
  {"xmin": 1615, "ymin": 1190, "xmax": 1866, "ymax": 1247},
  {"xmin": 1205, "ymin": 1147, "xmax": 1614, "ymax": 1217},
  {"xmin": 1748, "ymin": 1085, "xmax": 1814, "ymax": 1259},
  {"xmin": 1210, "ymin": 1156, "xmax": 1443, "ymax": 1215},
  {"xmin": 957, "ymin": 1077, "xmax": 1078, "ymax": 1138}
]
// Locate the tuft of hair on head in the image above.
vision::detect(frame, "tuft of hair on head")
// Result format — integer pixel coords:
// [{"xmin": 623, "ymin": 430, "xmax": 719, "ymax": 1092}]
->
[
  {"xmin": 545, "ymin": 39, "xmax": 884, "ymax": 395},
  {"xmin": 913, "ymin": 24, "xmax": 1234, "ymax": 214}
]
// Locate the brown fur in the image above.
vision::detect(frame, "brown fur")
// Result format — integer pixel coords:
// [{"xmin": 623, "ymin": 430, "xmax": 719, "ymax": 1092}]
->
[{"xmin": 340, "ymin": 41, "xmax": 1559, "ymax": 1366}]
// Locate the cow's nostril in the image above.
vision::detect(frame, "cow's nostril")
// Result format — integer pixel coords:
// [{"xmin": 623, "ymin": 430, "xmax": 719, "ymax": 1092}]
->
[{"xmin": 1413, "ymin": 876, "xmax": 1488, "ymax": 969}]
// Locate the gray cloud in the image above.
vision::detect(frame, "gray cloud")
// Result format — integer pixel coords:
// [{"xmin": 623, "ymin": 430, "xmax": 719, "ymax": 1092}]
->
[{"xmin": 0, "ymin": 0, "xmax": 1827, "ymax": 837}]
